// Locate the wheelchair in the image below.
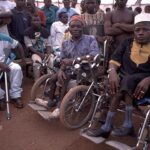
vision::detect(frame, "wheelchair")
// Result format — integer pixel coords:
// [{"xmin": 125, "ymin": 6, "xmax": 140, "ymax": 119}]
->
[
  {"xmin": 30, "ymin": 55, "xmax": 58, "ymax": 102},
  {"xmin": 59, "ymin": 41, "xmax": 110, "ymax": 129}
]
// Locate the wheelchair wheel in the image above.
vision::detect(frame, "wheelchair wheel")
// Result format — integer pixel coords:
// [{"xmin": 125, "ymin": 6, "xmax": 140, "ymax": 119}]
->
[
  {"xmin": 31, "ymin": 74, "xmax": 53, "ymax": 101},
  {"xmin": 60, "ymin": 85, "xmax": 95, "ymax": 129}
]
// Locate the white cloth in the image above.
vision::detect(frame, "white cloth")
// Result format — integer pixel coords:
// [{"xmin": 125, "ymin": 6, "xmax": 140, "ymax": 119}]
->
[
  {"xmin": 0, "ymin": 62, "xmax": 23, "ymax": 99},
  {"xmin": 0, "ymin": 0, "xmax": 16, "ymax": 35},
  {"xmin": 50, "ymin": 21, "xmax": 68, "ymax": 50},
  {"xmin": 0, "ymin": 33, "xmax": 18, "ymax": 62},
  {"xmin": 0, "ymin": 33, "xmax": 22, "ymax": 100},
  {"xmin": 134, "ymin": 13, "xmax": 150, "ymax": 24}
]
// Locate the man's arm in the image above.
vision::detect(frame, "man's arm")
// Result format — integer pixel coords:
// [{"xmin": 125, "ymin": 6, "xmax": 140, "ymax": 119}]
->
[
  {"xmin": 104, "ymin": 13, "xmax": 124, "ymax": 36},
  {"xmin": 14, "ymin": 43, "xmax": 26, "ymax": 62},
  {"xmin": 113, "ymin": 23, "xmax": 134, "ymax": 33},
  {"xmin": 0, "ymin": 11, "xmax": 12, "ymax": 18}
]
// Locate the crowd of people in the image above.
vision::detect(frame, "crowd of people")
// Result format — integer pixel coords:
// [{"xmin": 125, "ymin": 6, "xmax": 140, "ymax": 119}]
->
[{"xmin": 0, "ymin": 0, "xmax": 150, "ymax": 141}]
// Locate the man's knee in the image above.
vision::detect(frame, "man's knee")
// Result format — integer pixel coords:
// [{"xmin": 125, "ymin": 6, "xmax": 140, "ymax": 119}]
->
[{"xmin": 10, "ymin": 63, "xmax": 22, "ymax": 71}]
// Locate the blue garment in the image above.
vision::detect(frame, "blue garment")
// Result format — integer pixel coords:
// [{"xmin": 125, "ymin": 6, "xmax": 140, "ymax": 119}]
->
[
  {"xmin": 0, "ymin": 33, "xmax": 14, "ymax": 43},
  {"xmin": 8, "ymin": 8, "xmax": 31, "ymax": 45},
  {"xmin": 57, "ymin": 7, "xmax": 78, "ymax": 21},
  {"xmin": 41, "ymin": 4, "xmax": 59, "ymax": 31},
  {"xmin": 60, "ymin": 35, "xmax": 100, "ymax": 59}
]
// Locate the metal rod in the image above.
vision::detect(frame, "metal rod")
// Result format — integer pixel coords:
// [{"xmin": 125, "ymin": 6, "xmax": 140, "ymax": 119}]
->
[{"xmin": 4, "ymin": 72, "xmax": 11, "ymax": 120}]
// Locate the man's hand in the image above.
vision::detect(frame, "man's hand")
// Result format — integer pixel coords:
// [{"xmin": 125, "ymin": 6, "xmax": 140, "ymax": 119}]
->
[
  {"xmin": 113, "ymin": 23, "xmax": 122, "ymax": 28},
  {"xmin": 61, "ymin": 59, "xmax": 73, "ymax": 67},
  {"xmin": 38, "ymin": 53, "xmax": 45, "ymax": 60},
  {"xmin": 109, "ymin": 69, "xmax": 120, "ymax": 94},
  {"xmin": 0, "ymin": 63, "xmax": 10, "ymax": 72},
  {"xmin": 57, "ymin": 69, "xmax": 67, "ymax": 83},
  {"xmin": 21, "ymin": 58, "xmax": 26, "ymax": 67},
  {"xmin": 134, "ymin": 77, "xmax": 150, "ymax": 99}
]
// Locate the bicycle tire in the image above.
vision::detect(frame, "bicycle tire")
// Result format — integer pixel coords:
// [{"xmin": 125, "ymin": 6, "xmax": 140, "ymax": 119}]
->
[
  {"xmin": 31, "ymin": 74, "xmax": 53, "ymax": 101},
  {"xmin": 60, "ymin": 85, "xmax": 95, "ymax": 129}
]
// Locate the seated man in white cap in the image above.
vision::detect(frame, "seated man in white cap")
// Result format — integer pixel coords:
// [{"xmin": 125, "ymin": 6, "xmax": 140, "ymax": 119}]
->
[{"xmin": 87, "ymin": 13, "xmax": 150, "ymax": 138}]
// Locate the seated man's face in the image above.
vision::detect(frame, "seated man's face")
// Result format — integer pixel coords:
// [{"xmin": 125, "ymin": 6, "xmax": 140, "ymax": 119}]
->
[
  {"xmin": 32, "ymin": 16, "xmax": 41, "ymax": 29},
  {"xmin": 69, "ymin": 21, "xmax": 83, "ymax": 38},
  {"xmin": 134, "ymin": 22, "xmax": 150, "ymax": 44},
  {"xmin": 60, "ymin": 13, "xmax": 68, "ymax": 24}
]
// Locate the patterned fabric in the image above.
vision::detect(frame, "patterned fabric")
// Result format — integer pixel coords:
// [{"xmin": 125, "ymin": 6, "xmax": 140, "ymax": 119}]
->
[
  {"xmin": 130, "ymin": 40, "xmax": 150, "ymax": 66},
  {"xmin": 60, "ymin": 34, "xmax": 100, "ymax": 59},
  {"xmin": 24, "ymin": 26, "xmax": 51, "ymax": 53},
  {"xmin": 0, "ymin": 33, "xmax": 18, "ymax": 62},
  {"xmin": 81, "ymin": 9, "xmax": 104, "ymax": 36}
]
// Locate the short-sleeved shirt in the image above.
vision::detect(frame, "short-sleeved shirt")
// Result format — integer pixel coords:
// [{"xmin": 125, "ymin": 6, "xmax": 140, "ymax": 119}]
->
[
  {"xmin": 0, "ymin": 33, "xmax": 18, "ymax": 62},
  {"xmin": 24, "ymin": 27, "xmax": 51, "ymax": 53},
  {"xmin": 8, "ymin": 8, "xmax": 31, "ymax": 45},
  {"xmin": 61, "ymin": 34, "xmax": 100, "ymax": 59},
  {"xmin": 110, "ymin": 38, "xmax": 150, "ymax": 76}
]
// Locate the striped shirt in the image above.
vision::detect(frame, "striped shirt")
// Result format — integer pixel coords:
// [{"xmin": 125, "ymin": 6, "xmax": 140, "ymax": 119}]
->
[{"xmin": 0, "ymin": 33, "xmax": 18, "ymax": 62}]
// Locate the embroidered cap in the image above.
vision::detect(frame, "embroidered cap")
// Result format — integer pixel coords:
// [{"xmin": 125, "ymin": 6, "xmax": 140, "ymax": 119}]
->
[{"xmin": 134, "ymin": 13, "xmax": 150, "ymax": 24}]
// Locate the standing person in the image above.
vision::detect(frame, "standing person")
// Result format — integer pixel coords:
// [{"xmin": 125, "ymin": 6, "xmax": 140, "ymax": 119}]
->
[
  {"xmin": 105, "ymin": 7, "xmax": 111, "ymax": 14},
  {"xmin": 57, "ymin": 0, "xmax": 79, "ymax": 21},
  {"xmin": 26, "ymin": 0, "xmax": 46, "ymax": 26},
  {"xmin": 8, "ymin": 0, "xmax": 31, "ymax": 46},
  {"xmin": 0, "ymin": 33, "xmax": 26, "ymax": 110},
  {"xmin": 81, "ymin": 0, "xmax": 105, "ymax": 46},
  {"xmin": 87, "ymin": 13, "xmax": 150, "ymax": 138},
  {"xmin": 144, "ymin": 5, "xmax": 150, "ymax": 13},
  {"xmin": 80, "ymin": 0, "xmax": 86, "ymax": 14},
  {"xmin": 24, "ymin": 15, "xmax": 51, "ymax": 81},
  {"xmin": 41, "ymin": 0, "xmax": 59, "ymax": 32},
  {"xmin": 104, "ymin": 0, "xmax": 135, "ymax": 56},
  {"xmin": 50, "ymin": 11, "xmax": 69, "ymax": 56},
  {"xmin": 0, "ymin": 0, "xmax": 16, "ymax": 35},
  {"xmin": 134, "ymin": 6, "xmax": 142, "ymax": 14},
  {"xmin": 71, "ymin": 0, "xmax": 77, "ymax": 8}
]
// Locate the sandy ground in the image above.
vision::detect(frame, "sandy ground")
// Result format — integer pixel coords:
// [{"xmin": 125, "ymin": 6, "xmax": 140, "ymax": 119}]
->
[{"xmin": 0, "ymin": 77, "xmax": 148, "ymax": 150}]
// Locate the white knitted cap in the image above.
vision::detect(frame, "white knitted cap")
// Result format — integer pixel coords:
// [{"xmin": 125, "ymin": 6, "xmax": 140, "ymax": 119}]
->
[{"xmin": 134, "ymin": 13, "xmax": 150, "ymax": 24}]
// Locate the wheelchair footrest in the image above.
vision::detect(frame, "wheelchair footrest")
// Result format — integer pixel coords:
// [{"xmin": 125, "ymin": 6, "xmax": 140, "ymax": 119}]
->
[
  {"xmin": 28, "ymin": 102, "xmax": 47, "ymax": 111},
  {"xmin": 80, "ymin": 129, "xmax": 105, "ymax": 144},
  {"xmin": 105, "ymin": 140, "xmax": 132, "ymax": 150},
  {"xmin": 37, "ymin": 110, "xmax": 51, "ymax": 120}
]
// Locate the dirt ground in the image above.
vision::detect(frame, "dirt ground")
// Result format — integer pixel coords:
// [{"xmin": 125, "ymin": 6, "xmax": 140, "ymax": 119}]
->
[{"xmin": 0, "ymin": 77, "xmax": 146, "ymax": 150}]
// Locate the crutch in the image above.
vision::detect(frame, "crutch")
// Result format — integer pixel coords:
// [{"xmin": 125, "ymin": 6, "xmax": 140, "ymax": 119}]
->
[
  {"xmin": 3, "ymin": 48, "xmax": 12, "ymax": 120},
  {"xmin": 4, "ymin": 71, "xmax": 11, "ymax": 120}
]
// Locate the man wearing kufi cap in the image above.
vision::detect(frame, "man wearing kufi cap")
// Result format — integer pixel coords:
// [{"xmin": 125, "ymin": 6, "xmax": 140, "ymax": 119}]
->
[{"xmin": 87, "ymin": 13, "xmax": 150, "ymax": 138}]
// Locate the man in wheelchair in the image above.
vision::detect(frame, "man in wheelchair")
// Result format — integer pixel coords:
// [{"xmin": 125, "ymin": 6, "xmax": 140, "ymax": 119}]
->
[
  {"xmin": 24, "ymin": 15, "xmax": 52, "ymax": 81},
  {"xmin": 0, "ymin": 33, "xmax": 26, "ymax": 110},
  {"xmin": 35, "ymin": 15, "xmax": 100, "ymax": 118},
  {"xmin": 87, "ymin": 13, "xmax": 150, "ymax": 138}
]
